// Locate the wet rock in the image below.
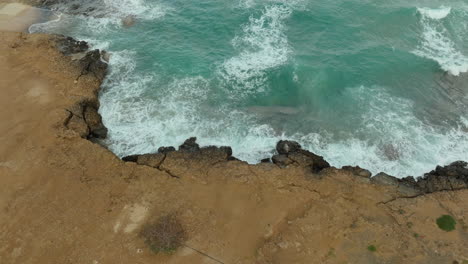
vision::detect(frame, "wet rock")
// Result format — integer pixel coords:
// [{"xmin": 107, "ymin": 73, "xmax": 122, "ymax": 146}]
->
[
  {"xmin": 78, "ymin": 49, "xmax": 108, "ymax": 81},
  {"xmin": 179, "ymin": 137, "xmax": 200, "ymax": 152},
  {"xmin": 276, "ymin": 140, "xmax": 302, "ymax": 155},
  {"xmin": 158, "ymin": 146, "xmax": 176, "ymax": 154},
  {"xmin": 342, "ymin": 166, "xmax": 372, "ymax": 178},
  {"xmin": 261, "ymin": 158, "xmax": 271, "ymax": 163},
  {"xmin": 83, "ymin": 106, "xmax": 107, "ymax": 138},
  {"xmin": 55, "ymin": 35, "xmax": 89, "ymax": 55},
  {"xmin": 101, "ymin": 50, "xmax": 111, "ymax": 63},
  {"xmin": 272, "ymin": 141, "xmax": 330, "ymax": 173},
  {"xmin": 371, "ymin": 172, "xmax": 399, "ymax": 186}
]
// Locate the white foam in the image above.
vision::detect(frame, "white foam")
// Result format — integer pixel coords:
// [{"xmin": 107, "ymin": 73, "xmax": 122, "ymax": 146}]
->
[
  {"xmin": 417, "ymin": 6, "xmax": 451, "ymax": 20},
  {"xmin": 219, "ymin": 5, "xmax": 292, "ymax": 96},
  {"xmin": 414, "ymin": 6, "xmax": 468, "ymax": 76}
]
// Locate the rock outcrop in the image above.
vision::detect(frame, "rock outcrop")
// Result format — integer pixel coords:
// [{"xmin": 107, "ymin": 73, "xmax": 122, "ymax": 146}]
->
[
  {"xmin": 272, "ymin": 140, "xmax": 330, "ymax": 173},
  {"xmin": 53, "ymin": 36, "xmax": 108, "ymax": 139},
  {"xmin": 371, "ymin": 161, "xmax": 468, "ymax": 195},
  {"xmin": 122, "ymin": 138, "xmax": 233, "ymax": 175}
]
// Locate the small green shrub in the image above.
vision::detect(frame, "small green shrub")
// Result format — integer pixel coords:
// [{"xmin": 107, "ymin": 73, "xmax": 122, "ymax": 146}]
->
[
  {"xmin": 413, "ymin": 233, "xmax": 419, "ymax": 238},
  {"xmin": 436, "ymin": 215, "xmax": 456, "ymax": 232},
  {"xmin": 140, "ymin": 214, "xmax": 186, "ymax": 253},
  {"xmin": 367, "ymin": 245, "xmax": 377, "ymax": 252}
]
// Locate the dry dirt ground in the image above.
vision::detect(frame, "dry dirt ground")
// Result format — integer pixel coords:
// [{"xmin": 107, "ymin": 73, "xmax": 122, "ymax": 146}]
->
[{"xmin": 0, "ymin": 32, "xmax": 467, "ymax": 264}]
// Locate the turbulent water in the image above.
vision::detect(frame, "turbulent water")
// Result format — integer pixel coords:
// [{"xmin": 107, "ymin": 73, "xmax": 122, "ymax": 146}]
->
[{"xmin": 30, "ymin": 0, "xmax": 468, "ymax": 177}]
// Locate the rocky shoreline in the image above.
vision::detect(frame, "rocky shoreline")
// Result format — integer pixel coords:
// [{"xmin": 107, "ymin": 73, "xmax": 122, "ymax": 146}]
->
[
  {"xmin": 1, "ymin": 5, "xmax": 468, "ymax": 263},
  {"xmin": 53, "ymin": 34, "xmax": 468, "ymax": 199}
]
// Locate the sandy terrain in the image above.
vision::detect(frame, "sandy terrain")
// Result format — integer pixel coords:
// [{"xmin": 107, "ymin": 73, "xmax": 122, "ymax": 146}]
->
[{"xmin": 0, "ymin": 30, "xmax": 467, "ymax": 264}]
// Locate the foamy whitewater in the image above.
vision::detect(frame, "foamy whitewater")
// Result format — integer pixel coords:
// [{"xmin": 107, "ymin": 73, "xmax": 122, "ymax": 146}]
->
[{"xmin": 30, "ymin": 0, "xmax": 468, "ymax": 177}]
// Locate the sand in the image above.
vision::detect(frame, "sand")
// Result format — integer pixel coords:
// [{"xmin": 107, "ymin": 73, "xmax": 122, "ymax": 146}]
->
[
  {"xmin": 0, "ymin": 30, "xmax": 467, "ymax": 264},
  {"xmin": 0, "ymin": 3, "xmax": 54, "ymax": 32}
]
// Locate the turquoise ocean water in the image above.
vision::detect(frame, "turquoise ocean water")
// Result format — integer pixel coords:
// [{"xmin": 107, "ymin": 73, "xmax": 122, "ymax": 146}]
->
[{"xmin": 30, "ymin": 0, "xmax": 468, "ymax": 177}]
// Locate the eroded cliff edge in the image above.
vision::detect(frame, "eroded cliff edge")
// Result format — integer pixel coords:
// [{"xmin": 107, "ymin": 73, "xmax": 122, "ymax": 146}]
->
[{"xmin": 0, "ymin": 32, "xmax": 467, "ymax": 264}]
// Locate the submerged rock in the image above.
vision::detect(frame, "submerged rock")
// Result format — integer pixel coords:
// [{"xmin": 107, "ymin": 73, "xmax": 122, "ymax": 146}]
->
[
  {"xmin": 122, "ymin": 15, "xmax": 136, "ymax": 28},
  {"xmin": 272, "ymin": 140, "xmax": 330, "ymax": 173}
]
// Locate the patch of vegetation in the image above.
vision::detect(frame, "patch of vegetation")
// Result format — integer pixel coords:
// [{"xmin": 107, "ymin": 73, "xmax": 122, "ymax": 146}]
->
[
  {"xmin": 413, "ymin": 233, "xmax": 419, "ymax": 238},
  {"xmin": 436, "ymin": 215, "xmax": 456, "ymax": 232},
  {"xmin": 398, "ymin": 209, "xmax": 405, "ymax": 215},
  {"xmin": 367, "ymin": 245, "xmax": 377, "ymax": 252},
  {"xmin": 326, "ymin": 248, "xmax": 336, "ymax": 258},
  {"xmin": 406, "ymin": 222, "xmax": 413, "ymax": 228},
  {"xmin": 140, "ymin": 214, "xmax": 186, "ymax": 253}
]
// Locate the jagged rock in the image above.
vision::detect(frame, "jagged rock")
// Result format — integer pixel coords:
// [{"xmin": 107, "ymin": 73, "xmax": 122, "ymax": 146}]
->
[
  {"xmin": 198, "ymin": 146, "xmax": 233, "ymax": 162},
  {"xmin": 179, "ymin": 137, "xmax": 200, "ymax": 152},
  {"xmin": 55, "ymin": 36, "xmax": 89, "ymax": 55},
  {"xmin": 261, "ymin": 158, "xmax": 271, "ymax": 163},
  {"xmin": 272, "ymin": 141, "xmax": 330, "ymax": 172},
  {"xmin": 158, "ymin": 146, "xmax": 176, "ymax": 154},
  {"xmin": 272, "ymin": 154, "xmax": 294, "ymax": 168},
  {"xmin": 342, "ymin": 166, "xmax": 372, "ymax": 178},
  {"xmin": 83, "ymin": 106, "xmax": 107, "ymax": 138},
  {"xmin": 276, "ymin": 140, "xmax": 302, "ymax": 155},
  {"xmin": 416, "ymin": 161, "xmax": 468, "ymax": 192},
  {"xmin": 371, "ymin": 172, "xmax": 399, "ymax": 186},
  {"xmin": 78, "ymin": 49, "xmax": 108, "ymax": 81}
]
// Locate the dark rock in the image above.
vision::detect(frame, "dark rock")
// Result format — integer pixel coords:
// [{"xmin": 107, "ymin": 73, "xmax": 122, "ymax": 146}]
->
[
  {"xmin": 342, "ymin": 166, "xmax": 372, "ymax": 178},
  {"xmin": 416, "ymin": 161, "xmax": 468, "ymax": 193},
  {"xmin": 78, "ymin": 49, "xmax": 108, "ymax": 81},
  {"xmin": 276, "ymin": 140, "xmax": 302, "ymax": 155},
  {"xmin": 272, "ymin": 154, "xmax": 294, "ymax": 168},
  {"xmin": 272, "ymin": 140, "xmax": 330, "ymax": 172},
  {"xmin": 371, "ymin": 173, "xmax": 399, "ymax": 186},
  {"xmin": 122, "ymin": 155, "xmax": 139, "ymax": 162},
  {"xmin": 83, "ymin": 106, "xmax": 107, "ymax": 139},
  {"xmin": 179, "ymin": 137, "xmax": 200, "ymax": 152},
  {"xmin": 55, "ymin": 36, "xmax": 89, "ymax": 55},
  {"xmin": 198, "ymin": 146, "xmax": 232, "ymax": 162},
  {"xmin": 158, "ymin": 146, "xmax": 176, "ymax": 154},
  {"xmin": 261, "ymin": 158, "xmax": 271, "ymax": 163}
]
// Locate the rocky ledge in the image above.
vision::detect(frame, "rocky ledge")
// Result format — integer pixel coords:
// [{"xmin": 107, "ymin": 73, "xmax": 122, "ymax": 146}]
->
[
  {"xmin": 55, "ymin": 35, "xmax": 109, "ymax": 140},
  {"xmin": 123, "ymin": 138, "xmax": 468, "ymax": 196}
]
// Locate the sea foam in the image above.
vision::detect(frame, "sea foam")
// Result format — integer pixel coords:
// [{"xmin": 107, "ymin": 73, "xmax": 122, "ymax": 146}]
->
[
  {"xmin": 219, "ymin": 4, "xmax": 292, "ymax": 96},
  {"xmin": 414, "ymin": 6, "xmax": 468, "ymax": 76}
]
